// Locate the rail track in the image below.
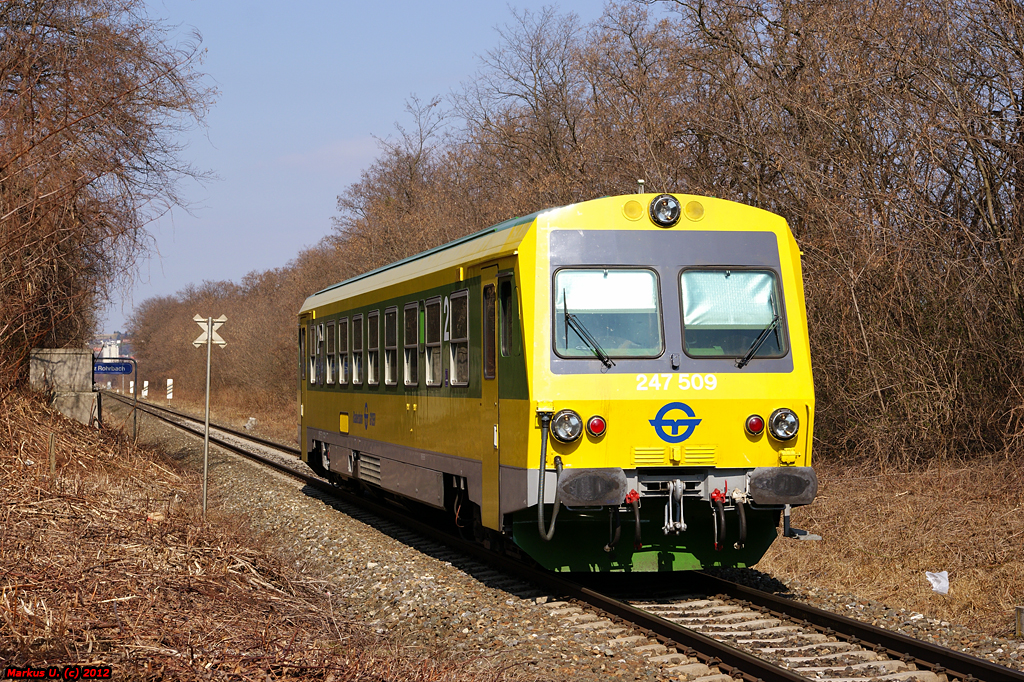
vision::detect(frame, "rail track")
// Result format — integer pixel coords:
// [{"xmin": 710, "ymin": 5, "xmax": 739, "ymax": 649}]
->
[{"xmin": 101, "ymin": 391, "xmax": 1024, "ymax": 682}]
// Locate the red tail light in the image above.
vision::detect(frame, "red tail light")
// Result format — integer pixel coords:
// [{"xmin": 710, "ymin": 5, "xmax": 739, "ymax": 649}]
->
[{"xmin": 586, "ymin": 415, "xmax": 607, "ymax": 438}]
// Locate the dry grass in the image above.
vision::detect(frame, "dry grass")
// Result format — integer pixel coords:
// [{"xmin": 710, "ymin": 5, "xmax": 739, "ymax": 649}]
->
[
  {"xmin": 0, "ymin": 389, "xmax": 509, "ymax": 680},
  {"xmin": 143, "ymin": 390, "xmax": 298, "ymax": 447},
  {"xmin": 759, "ymin": 458, "xmax": 1024, "ymax": 637}
]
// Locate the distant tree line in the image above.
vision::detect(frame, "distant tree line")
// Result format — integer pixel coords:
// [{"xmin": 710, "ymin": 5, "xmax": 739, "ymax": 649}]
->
[
  {"xmin": 130, "ymin": 0, "xmax": 1024, "ymax": 465},
  {"xmin": 0, "ymin": 0, "xmax": 212, "ymax": 386}
]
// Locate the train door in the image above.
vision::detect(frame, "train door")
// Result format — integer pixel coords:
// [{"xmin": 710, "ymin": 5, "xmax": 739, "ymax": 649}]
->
[
  {"xmin": 298, "ymin": 313, "xmax": 311, "ymax": 456},
  {"xmin": 481, "ymin": 264, "xmax": 500, "ymax": 529}
]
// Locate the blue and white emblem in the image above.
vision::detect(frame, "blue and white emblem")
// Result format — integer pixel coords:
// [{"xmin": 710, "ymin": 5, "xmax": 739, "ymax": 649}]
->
[{"xmin": 649, "ymin": 402, "xmax": 702, "ymax": 443}]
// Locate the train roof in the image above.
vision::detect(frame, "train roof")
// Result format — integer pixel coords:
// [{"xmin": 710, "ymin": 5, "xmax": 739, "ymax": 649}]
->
[
  {"xmin": 299, "ymin": 193, "xmax": 793, "ymax": 315},
  {"xmin": 300, "ymin": 207, "xmax": 548, "ymax": 313}
]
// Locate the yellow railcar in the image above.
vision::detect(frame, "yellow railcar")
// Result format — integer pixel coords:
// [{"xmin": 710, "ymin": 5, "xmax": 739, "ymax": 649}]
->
[{"xmin": 298, "ymin": 193, "xmax": 817, "ymax": 571}]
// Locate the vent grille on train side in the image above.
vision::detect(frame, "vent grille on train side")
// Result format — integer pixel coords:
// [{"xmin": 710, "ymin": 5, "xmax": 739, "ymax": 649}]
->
[
  {"xmin": 684, "ymin": 445, "xmax": 716, "ymax": 466},
  {"xmin": 632, "ymin": 446, "xmax": 666, "ymax": 467},
  {"xmin": 358, "ymin": 454, "xmax": 381, "ymax": 485}
]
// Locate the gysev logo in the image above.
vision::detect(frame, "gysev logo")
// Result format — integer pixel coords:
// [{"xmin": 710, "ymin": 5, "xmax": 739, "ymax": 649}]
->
[
  {"xmin": 352, "ymin": 402, "xmax": 376, "ymax": 429},
  {"xmin": 649, "ymin": 402, "xmax": 702, "ymax": 443}
]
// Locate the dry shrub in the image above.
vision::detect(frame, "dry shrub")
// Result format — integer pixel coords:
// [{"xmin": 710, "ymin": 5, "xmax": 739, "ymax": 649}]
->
[
  {"xmin": 0, "ymin": 389, "xmax": 506, "ymax": 680},
  {"xmin": 759, "ymin": 459, "xmax": 1024, "ymax": 636}
]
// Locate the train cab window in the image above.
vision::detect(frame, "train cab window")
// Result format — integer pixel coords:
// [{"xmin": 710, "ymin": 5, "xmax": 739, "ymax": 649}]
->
[
  {"xmin": 553, "ymin": 269, "xmax": 663, "ymax": 358},
  {"xmin": 338, "ymin": 318, "xmax": 349, "ymax": 385},
  {"xmin": 449, "ymin": 290, "xmax": 469, "ymax": 386},
  {"xmin": 483, "ymin": 284, "xmax": 496, "ymax": 379},
  {"xmin": 325, "ymin": 322, "xmax": 336, "ymax": 384},
  {"xmin": 308, "ymin": 323, "xmax": 316, "ymax": 385},
  {"xmin": 384, "ymin": 307, "xmax": 398, "ymax": 385},
  {"xmin": 499, "ymin": 279, "xmax": 515, "ymax": 357},
  {"xmin": 299, "ymin": 326, "xmax": 307, "ymax": 381},
  {"xmin": 367, "ymin": 310, "xmax": 380, "ymax": 385},
  {"xmin": 680, "ymin": 270, "xmax": 786, "ymax": 359},
  {"xmin": 352, "ymin": 314, "xmax": 364, "ymax": 385},
  {"xmin": 404, "ymin": 303, "xmax": 418, "ymax": 386},
  {"xmin": 425, "ymin": 297, "xmax": 442, "ymax": 386}
]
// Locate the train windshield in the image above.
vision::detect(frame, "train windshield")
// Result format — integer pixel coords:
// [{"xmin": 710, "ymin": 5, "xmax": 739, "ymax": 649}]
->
[
  {"xmin": 680, "ymin": 269, "xmax": 787, "ymax": 358},
  {"xmin": 554, "ymin": 268, "xmax": 663, "ymax": 358}
]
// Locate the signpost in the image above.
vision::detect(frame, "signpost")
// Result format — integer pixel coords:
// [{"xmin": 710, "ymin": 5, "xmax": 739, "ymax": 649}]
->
[
  {"xmin": 94, "ymin": 357, "xmax": 138, "ymax": 439},
  {"xmin": 193, "ymin": 315, "xmax": 226, "ymax": 517}
]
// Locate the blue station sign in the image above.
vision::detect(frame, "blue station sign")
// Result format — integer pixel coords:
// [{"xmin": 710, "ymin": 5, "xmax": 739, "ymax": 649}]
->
[{"xmin": 93, "ymin": 362, "xmax": 134, "ymax": 375}]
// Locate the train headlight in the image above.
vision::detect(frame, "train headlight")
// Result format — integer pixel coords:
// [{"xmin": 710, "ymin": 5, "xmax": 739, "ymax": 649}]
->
[
  {"xmin": 586, "ymin": 415, "xmax": 607, "ymax": 438},
  {"xmin": 767, "ymin": 408, "xmax": 799, "ymax": 441},
  {"xmin": 649, "ymin": 194, "xmax": 681, "ymax": 227},
  {"xmin": 550, "ymin": 409, "xmax": 584, "ymax": 443}
]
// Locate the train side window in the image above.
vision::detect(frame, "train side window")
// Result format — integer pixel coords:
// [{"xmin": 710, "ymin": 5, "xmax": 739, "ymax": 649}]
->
[
  {"xmin": 450, "ymin": 290, "xmax": 469, "ymax": 386},
  {"xmin": 499, "ymin": 279, "xmax": 514, "ymax": 357},
  {"xmin": 299, "ymin": 326, "xmax": 306, "ymax": 381},
  {"xmin": 338, "ymin": 318, "xmax": 349, "ymax": 385},
  {"xmin": 325, "ymin": 322, "xmax": 336, "ymax": 385},
  {"xmin": 404, "ymin": 303, "xmax": 418, "ymax": 386},
  {"xmin": 367, "ymin": 310, "xmax": 380, "ymax": 385},
  {"xmin": 483, "ymin": 284, "xmax": 496, "ymax": 379},
  {"xmin": 308, "ymin": 323, "xmax": 316, "ymax": 385},
  {"xmin": 384, "ymin": 307, "xmax": 398, "ymax": 385},
  {"xmin": 316, "ymin": 323, "xmax": 325, "ymax": 384},
  {"xmin": 352, "ymin": 314, "xmax": 364, "ymax": 385},
  {"xmin": 425, "ymin": 297, "xmax": 442, "ymax": 386}
]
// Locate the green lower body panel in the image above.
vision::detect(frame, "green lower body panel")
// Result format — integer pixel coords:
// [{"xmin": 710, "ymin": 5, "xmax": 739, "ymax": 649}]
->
[{"xmin": 513, "ymin": 500, "xmax": 780, "ymax": 572}]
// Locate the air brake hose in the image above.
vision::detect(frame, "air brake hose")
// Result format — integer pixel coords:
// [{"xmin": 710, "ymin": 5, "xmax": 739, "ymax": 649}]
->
[
  {"xmin": 604, "ymin": 507, "xmax": 622, "ymax": 552},
  {"xmin": 734, "ymin": 498, "xmax": 747, "ymax": 550},
  {"xmin": 536, "ymin": 412, "xmax": 563, "ymax": 541},
  {"xmin": 713, "ymin": 499, "xmax": 726, "ymax": 551},
  {"xmin": 632, "ymin": 497, "xmax": 642, "ymax": 550}
]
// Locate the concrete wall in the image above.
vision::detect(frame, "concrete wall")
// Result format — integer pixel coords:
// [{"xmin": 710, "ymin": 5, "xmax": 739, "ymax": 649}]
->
[{"xmin": 29, "ymin": 348, "xmax": 98, "ymax": 426}]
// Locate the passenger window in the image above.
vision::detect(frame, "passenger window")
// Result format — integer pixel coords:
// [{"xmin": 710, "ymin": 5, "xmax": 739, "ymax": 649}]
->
[
  {"xmin": 367, "ymin": 310, "xmax": 380, "ymax": 385},
  {"xmin": 325, "ymin": 322, "xmax": 336, "ymax": 385},
  {"xmin": 316, "ymin": 323, "xmax": 325, "ymax": 384},
  {"xmin": 483, "ymin": 284, "xmax": 496, "ymax": 379},
  {"xmin": 384, "ymin": 307, "xmax": 398, "ymax": 385},
  {"xmin": 425, "ymin": 297, "xmax": 442, "ymax": 386},
  {"xmin": 450, "ymin": 290, "xmax": 469, "ymax": 386},
  {"xmin": 338, "ymin": 318, "xmax": 349, "ymax": 385},
  {"xmin": 352, "ymin": 314, "xmax": 364, "ymax": 385},
  {"xmin": 404, "ymin": 303, "xmax": 418, "ymax": 386}
]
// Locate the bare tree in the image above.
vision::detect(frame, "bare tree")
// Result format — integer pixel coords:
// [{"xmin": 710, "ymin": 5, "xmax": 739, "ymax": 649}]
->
[{"xmin": 0, "ymin": 0, "xmax": 213, "ymax": 386}]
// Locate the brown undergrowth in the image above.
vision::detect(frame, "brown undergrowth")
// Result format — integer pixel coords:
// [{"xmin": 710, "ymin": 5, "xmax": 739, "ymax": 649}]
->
[
  {"xmin": 759, "ymin": 458, "xmax": 1024, "ymax": 637},
  {"xmin": 0, "ymin": 390, "xmax": 506, "ymax": 680}
]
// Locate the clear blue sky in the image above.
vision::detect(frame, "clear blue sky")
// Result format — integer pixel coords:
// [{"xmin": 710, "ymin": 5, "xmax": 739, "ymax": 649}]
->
[{"xmin": 100, "ymin": 0, "xmax": 609, "ymax": 333}]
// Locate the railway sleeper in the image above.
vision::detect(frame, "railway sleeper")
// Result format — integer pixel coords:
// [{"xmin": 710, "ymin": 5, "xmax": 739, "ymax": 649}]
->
[
  {"xmin": 819, "ymin": 672, "xmax": 943, "ymax": 682},
  {"xmin": 795, "ymin": 659, "xmax": 910, "ymax": 674}
]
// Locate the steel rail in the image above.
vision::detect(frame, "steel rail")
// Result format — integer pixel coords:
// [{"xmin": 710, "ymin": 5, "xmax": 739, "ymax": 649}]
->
[
  {"xmin": 103, "ymin": 390, "xmax": 1024, "ymax": 682},
  {"xmin": 698, "ymin": 573, "xmax": 1024, "ymax": 682},
  {"xmin": 101, "ymin": 391, "xmax": 299, "ymax": 455}
]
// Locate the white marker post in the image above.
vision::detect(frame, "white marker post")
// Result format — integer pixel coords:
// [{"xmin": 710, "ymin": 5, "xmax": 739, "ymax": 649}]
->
[
  {"xmin": 142, "ymin": 380, "xmax": 149, "ymax": 399},
  {"xmin": 167, "ymin": 378, "xmax": 174, "ymax": 402},
  {"xmin": 193, "ymin": 315, "xmax": 227, "ymax": 517}
]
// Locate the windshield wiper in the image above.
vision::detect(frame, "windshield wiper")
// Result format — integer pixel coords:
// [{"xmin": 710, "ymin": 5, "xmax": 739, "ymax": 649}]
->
[
  {"xmin": 736, "ymin": 314, "xmax": 779, "ymax": 369},
  {"xmin": 563, "ymin": 290, "xmax": 615, "ymax": 369}
]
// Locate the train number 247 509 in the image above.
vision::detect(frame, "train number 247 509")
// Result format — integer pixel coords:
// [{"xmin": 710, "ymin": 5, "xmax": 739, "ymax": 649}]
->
[{"xmin": 636, "ymin": 373, "xmax": 717, "ymax": 391}]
